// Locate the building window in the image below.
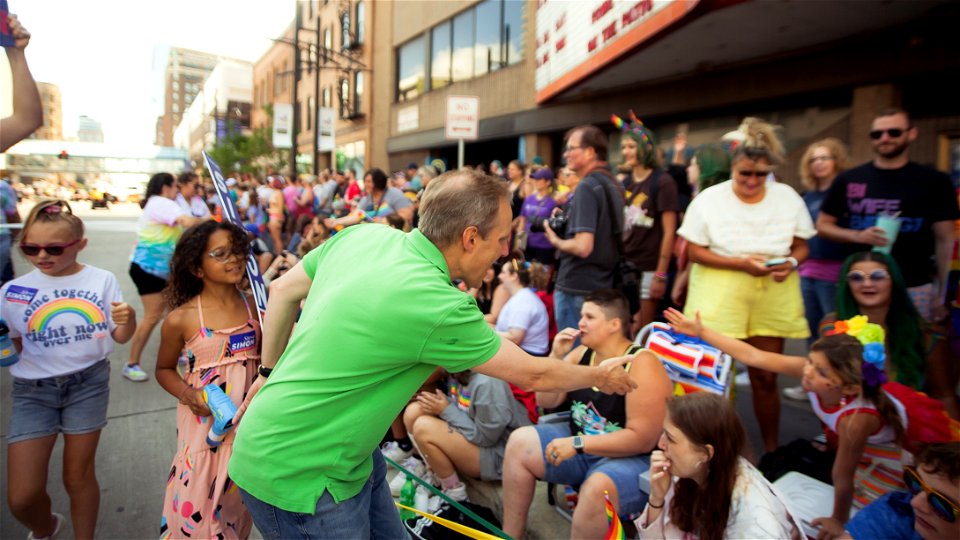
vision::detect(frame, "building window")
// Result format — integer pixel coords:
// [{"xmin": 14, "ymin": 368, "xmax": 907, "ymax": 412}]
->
[
  {"xmin": 396, "ymin": 36, "xmax": 425, "ymax": 102},
  {"xmin": 173, "ymin": 102, "xmax": 179, "ymax": 113},
  {"xmin": 355, "ymin": 1, "xmax": 365, "ymax": 45},
  {"xmin": 324, "ymin": 27, "xmax": 332, "ymax": 63},
  {"xmin": 503, "ymin": 0, "xmax": 524, "ymax": 65},
  {"xmin": 430, "ymin": 21, "xmax": 451, "ymax": 90},
  {"xmin": 475, "ymin": 0, "xmax": 501, "ymax": 76},
  {"xmin": 341, "ymin": 12, "xmax": 351, "ymax": 50},
  {"xmin": 339, "ymin": 77, "xmax": 350, "ymax": 118},
  {"xmin": 307, "ymin": 96, "xmax": 314, "ymax": 130},
  {"xmin": 452, "ymin": 9, "xmax": 475, "ymax": 82},
  {"xmin": 353, "ymin": 71, "xmax": 363, "ymax": 116},
  {"xmin": 322, "ymin": 86, "xmax": 331, "ymax": 108},
  {"xmin": 282, "ymin": 61, "xmax": 288, "ymax": 92}
]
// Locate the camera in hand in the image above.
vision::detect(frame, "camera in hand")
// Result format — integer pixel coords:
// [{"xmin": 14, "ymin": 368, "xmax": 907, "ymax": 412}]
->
[{"xmin": 529, "ymin": 211, "xmax": 568, "ymax": 236}]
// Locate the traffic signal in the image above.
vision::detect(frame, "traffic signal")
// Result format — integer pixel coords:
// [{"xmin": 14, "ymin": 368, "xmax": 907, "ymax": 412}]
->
[{"xmin": 59, "ymin": 150, "xmax": 69, "ymax": 160}]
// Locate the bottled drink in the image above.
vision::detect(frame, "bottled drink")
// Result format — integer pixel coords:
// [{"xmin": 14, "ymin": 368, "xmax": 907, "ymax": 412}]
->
[
  {"xmin": 0, "ymin": 319, "xmax": 19, "ymax": 367},
  {"xmin": 399, "ymin": 475, "xmax": 416, "ymax": 520},
  {"xmin": 414, "ymin": 485, "xmax": 430, "ymax": 512}
]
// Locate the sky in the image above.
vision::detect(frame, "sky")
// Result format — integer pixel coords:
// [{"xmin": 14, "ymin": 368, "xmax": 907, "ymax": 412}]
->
[{"xmin": 2, "ymin": 0, "xmax": 294, "ymax": 146}]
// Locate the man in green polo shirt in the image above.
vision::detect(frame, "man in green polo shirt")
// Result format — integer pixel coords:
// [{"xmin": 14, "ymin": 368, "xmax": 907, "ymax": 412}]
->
[{"xmin": 229, "ymin": 169, "xmax": 638, "ymax": 538}]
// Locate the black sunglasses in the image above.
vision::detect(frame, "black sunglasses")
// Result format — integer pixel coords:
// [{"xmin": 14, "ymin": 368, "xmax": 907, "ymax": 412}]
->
[
  {"xmin": 869, "ymin": 128, "xmax": 906, "ymax": 140},
  {"xmin": 904, "ymin": 466, "xmax": 959, "ymax": 523},
  {"xmin": 736, "ymin": 169, "xmax": 770, "ymax": 179},
  {"xmin": 846, "ymin": 269, "xmax": 890, "ymax": 283},
  {"xmin": 20, "ymin": 239, "xmax": 81, "ymax": 256}
]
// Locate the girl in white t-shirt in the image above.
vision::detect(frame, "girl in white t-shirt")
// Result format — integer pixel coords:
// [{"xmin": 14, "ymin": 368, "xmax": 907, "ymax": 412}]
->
[
  {"xmin": 0, "ymin": 199, "xmax": 136, "ymax": 540},
  {"xmin": 495, "ymin": 257, "xmax": 550, "ymax": 355},
  {"xmin": 125, "ymin": 173, "xmax": 207, "ymax": 382}
]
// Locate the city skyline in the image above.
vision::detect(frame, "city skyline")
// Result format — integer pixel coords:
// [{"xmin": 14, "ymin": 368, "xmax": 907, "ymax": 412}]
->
[{"xmin": 1, "ymin": 0, "xmax": 293, "ymax": 146}]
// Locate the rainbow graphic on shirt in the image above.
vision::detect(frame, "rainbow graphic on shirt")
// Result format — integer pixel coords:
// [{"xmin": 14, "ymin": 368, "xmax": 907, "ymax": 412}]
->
[{"xmin": 27, "ymin": 298, "xmax": 106, "ymax": 335}]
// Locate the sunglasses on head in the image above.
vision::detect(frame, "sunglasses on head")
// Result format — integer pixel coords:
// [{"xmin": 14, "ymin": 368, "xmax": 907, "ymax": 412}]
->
[
  {"xmin": 846, "ymin": 269, "xmax": 890, "ymax": 283},
  {"xmin": 904, "ymin": 466, "xmax": 960, "ymax": 523},
  {"xmin": 869, "ymin": 128, "xmax": 906, "ymax": 140},
  {"xmin": 20, "ymin": 239, "xmax": 81, "ymax": 256}
]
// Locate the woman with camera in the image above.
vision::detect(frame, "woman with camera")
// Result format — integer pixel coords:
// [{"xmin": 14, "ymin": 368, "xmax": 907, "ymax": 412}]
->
[{"xmin": 518, "ymin": 167, "xmax": 559, "ymax": 267}]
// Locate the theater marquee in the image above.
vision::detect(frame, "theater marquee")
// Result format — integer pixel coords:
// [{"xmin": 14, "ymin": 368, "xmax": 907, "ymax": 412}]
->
[{"xmin": 534, "ymin": 0, "xmax": 700, "ymax": 103}]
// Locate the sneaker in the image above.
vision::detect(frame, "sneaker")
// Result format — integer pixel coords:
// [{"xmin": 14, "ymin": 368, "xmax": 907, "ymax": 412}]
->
[
  {"xmin": 122, "ymin": 363, "xmax": 149, "ymax": 382},
  {"xmin": 442, "ymin": 483, "xmax": 468, "ymax": 502},
  {"xmin": 380, "ymin": 441, "xmax": 413, "ymax": 463},
  {"xmin": 27, "ymin": 512, "xmax": 64, "ymax": 540},
  {"xmin": 782, "ymin": 385, "xmax": 807, "ymax": 401}
]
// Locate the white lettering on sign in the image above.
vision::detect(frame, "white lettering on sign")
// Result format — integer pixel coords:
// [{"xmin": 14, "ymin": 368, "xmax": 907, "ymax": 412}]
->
[{"xmin": 535, "ymin": 0, "xmax": 693, "ymax": 101}]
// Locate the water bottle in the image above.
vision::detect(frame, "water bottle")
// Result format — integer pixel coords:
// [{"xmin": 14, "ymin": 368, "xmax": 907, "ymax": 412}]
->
[
  {"xmin": 399, "ymin": 475, "xmax": 416, "ymax": 520},
  {"xmin": 414, "ymin": 485, "xmax": 430, "ymax": 513},
  {"xmin": 0, "ymin": 319, "xmax": 19, "ymax": 367}
]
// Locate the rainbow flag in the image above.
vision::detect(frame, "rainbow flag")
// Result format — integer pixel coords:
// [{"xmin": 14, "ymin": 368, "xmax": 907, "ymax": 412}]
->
[{"xmin": 603, "ymin": 492, "xmax": 625, "ymax": 540}]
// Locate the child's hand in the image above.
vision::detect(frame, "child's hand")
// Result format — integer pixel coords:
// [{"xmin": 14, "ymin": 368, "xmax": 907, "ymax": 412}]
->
[
  {"xmin": 811, "ymin": 516, "xmax": 845, "ymax": 540},
  {"xmin": 182, "ymin": 388, "xmax": 211, "ymax": 417},
  {"xmin": 664, "ymin": 308, "xmax": 702, "ymax": 337},
  {"xmin": 415, "ymin": 389, "xmax": 448, "ymax": 416},
  {"xmin": 110, "ymin": 301, "xmax": 135, "ymax": 326}
]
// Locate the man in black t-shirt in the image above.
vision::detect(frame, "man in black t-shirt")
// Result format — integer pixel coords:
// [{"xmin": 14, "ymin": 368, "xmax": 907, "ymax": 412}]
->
[
  {"xmin": 818, "ymin": 109, "xmax": 959, "ymax": 321},
  {"xmin": 543, "ymin": 125, "xmax": 625, "ymax": 334}
]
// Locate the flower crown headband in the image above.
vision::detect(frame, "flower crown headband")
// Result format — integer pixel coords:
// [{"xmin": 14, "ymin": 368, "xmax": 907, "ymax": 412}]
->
[
  {"xmin": 610, "ymin": 110, "xmax": 654, "ymax": 151},
  {"xmin": 824, "ymin": 315, "xmax": 886, "ymax": 389}
]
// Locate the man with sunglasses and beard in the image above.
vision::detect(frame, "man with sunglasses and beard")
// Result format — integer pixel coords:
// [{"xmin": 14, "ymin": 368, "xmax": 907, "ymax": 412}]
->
[
  {"xmin": 817, "ymin": 108, "xmax": 959, "ymax": 323},
  {"xmin": 841, "ymin": 442, "xmax": 960, "ymax": 540}
]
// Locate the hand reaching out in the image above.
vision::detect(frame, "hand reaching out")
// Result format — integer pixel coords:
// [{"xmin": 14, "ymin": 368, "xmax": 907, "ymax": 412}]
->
[{"xmin": 664, "ymin": 308, "xmax": 702, "ymax": 338}]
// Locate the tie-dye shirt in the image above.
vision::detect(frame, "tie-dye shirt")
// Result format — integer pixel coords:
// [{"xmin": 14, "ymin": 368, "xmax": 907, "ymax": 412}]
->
[
  {"xmin": 1, "ymin": 265, "xmax": 122, "ymax": 379},
  {"xmin": 131, "ymin": 196, "xmax": 188, "ymax": 279}
]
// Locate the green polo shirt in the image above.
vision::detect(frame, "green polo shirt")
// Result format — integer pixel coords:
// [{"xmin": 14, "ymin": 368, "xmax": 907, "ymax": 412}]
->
[{"xmin": 229, "ymin": 225, "xmax": 501, "ymax": 513}]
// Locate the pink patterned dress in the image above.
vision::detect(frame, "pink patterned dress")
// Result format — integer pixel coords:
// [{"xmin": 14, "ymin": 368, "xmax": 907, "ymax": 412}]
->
[{"xmin": 160, "ymin": 295, "xmax": 259, "ymax": 539}]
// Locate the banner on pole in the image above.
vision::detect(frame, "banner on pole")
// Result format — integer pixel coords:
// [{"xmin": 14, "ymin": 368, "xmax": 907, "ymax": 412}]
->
[
  {"xmin": 202, "ymin": 150, "xmax": 268, "ymax": 318},
  {"xmin": 317, "ymin": 107, "xmax": 335, "ymax": 152},
  {"xmin": 273, "ymin": 103, "xmax": 293, "ymax": 149}
]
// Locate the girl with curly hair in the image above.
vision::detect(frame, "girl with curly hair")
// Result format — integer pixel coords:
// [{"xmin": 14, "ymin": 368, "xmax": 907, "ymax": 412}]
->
[{"xmin": 155, "ymin": 221, "xmax": 259, "ymax": 539}]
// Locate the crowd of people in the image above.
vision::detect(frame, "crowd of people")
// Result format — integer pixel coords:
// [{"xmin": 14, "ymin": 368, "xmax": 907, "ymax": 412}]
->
[{"xmin": 2, "ymin": 103, "xmax": 959, "ymax": 540}]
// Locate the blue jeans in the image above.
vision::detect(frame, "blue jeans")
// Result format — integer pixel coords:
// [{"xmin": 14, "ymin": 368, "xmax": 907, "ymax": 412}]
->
[
  {"xmin": 240, "ymin": 451, "xmax": 409, "ymax": 539},
  {"xmin": 800, "ymin": 276, "xmax": 837, "ymax": 345},
  {"xmin": 554, "ymin": 289, "xmax": 585, "ymax": 334}
]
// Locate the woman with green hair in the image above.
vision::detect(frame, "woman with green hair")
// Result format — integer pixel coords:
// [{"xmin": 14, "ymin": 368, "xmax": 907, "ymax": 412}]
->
[
  {"xmin": 686, "ymin": 143, "xmax": 732, "ymax": 195},
  {"xmin": 832, "ymin": 251, "xmax": 957, "ymax": 416},
  {"xmin": 616, "ymin": 115, "xmax": 680, "ymax": 333}
]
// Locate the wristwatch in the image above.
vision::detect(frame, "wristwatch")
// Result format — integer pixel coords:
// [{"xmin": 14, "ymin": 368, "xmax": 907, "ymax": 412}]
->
[
  {"xmin": 786, "ymin": 256, "xmax": 799, "ymax": 269},
  {"xmin": 258, "ymin": 365, "xmax": 273, "ymax": 379},
  {"xmin": 573, "ymin": 436, "xmax": 585, "ymax": 454}
]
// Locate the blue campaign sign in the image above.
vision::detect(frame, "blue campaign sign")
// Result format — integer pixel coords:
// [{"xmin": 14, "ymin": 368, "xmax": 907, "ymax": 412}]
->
[
  {"xmin": 202, "ymin": 151, "xmax": 268, "ymax": 318},
  {"xmin": 1, "ymin": 1, "xmax": 16, "ymax": 48}
]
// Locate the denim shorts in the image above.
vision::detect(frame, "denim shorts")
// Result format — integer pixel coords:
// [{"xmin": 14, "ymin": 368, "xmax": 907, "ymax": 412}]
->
[
  {"xmin": 534, "ymin": 422, "xmax": 650, "ymax": 518},
  {"xmin": 7, "ymin": 359, "xmax": 110, "ymax": 444}
]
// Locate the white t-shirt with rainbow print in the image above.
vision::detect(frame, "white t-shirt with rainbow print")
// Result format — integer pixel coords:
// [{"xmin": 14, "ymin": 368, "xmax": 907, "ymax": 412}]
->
[{"xmin": 1, "ymin": 265, "xmax": 122, "ymax": 379}]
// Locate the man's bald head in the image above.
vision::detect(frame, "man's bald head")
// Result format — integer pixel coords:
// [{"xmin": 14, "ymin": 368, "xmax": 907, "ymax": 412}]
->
[{"xmin": 419, "ymin": 169, "xmax": 509, "ymax": 249}]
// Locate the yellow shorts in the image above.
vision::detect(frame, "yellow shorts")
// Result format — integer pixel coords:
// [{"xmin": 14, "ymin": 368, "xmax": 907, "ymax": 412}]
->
[{"xmin": 684, "ymin": 263, "xmax": 810, "ymax": 340}]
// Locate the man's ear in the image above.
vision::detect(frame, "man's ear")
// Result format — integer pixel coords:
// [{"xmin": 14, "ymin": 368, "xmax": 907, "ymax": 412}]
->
[
  {"xmin": 704, "ymin": 443, "xmax": 715, "ymax": 461},
  {"xmin": 461, "ymin": 225, "xmax": 479, "ymax": 252},
  {"xmin": 907, "ymin": 125, "xmax": 918, "ymax": 143}
]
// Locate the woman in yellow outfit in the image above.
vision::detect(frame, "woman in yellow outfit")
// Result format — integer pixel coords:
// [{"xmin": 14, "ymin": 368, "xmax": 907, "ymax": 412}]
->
[{"xmin": 677, "ymin": 118, "xmax": 815, "ymax": 453}]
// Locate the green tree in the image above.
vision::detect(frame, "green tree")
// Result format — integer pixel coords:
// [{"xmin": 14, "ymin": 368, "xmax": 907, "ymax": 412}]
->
[{"xmin": 205, "ymin": 104, "xmax": 286, "ymax": 177}]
